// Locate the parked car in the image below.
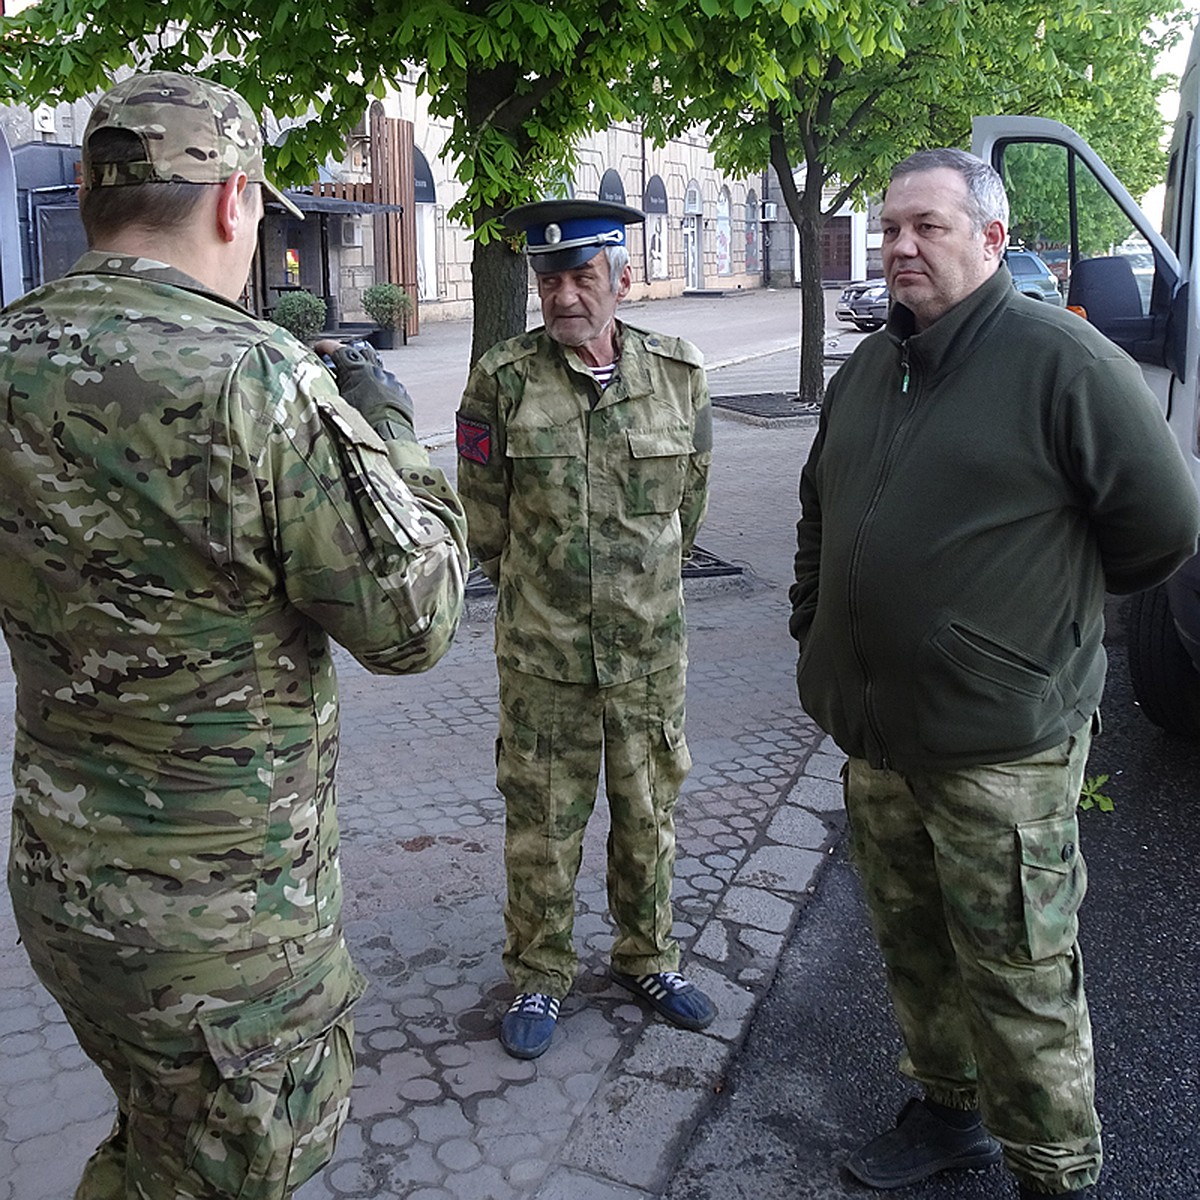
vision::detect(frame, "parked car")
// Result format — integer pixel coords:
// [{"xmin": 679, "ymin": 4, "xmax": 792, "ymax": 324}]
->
[
  {"xmin": 974, "ymin": 18, "xmax": 1200, "ymax": 738},
  {"xmin": 835, "ymin": 279, "xmax": 889, "ymax": 331},
  {"xmin": 837, "ymin": 248, "xmax": 1061, "ymax": 333},
  {"xmin": 1004, "ymin": 247, "xmax": 1064, "ymax": 305}
]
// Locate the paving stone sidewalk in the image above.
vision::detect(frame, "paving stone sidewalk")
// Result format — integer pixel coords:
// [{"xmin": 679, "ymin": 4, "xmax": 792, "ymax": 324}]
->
[{"xmin": 0, "ymin": 318, "xmax": 853, "ymax": 1200}]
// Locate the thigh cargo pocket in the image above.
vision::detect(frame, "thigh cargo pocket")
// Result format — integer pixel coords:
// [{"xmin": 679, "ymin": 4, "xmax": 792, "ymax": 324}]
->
[
  {"xmin": 187, "ymin": 947, "xmax": 366, "ymax": 1199},
  {"xmin": 659, "ymin": 710, "xmax": 692, "ymax": 780},
  {"xmin": 1017, "ymin": 812, "xmax": 1087, "ymax": 962}
]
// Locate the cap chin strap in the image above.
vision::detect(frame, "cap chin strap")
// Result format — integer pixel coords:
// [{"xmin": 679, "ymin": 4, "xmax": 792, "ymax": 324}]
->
[{"xmin": 527, "ymin": 229, "xmax": 624, "ymax": 255}]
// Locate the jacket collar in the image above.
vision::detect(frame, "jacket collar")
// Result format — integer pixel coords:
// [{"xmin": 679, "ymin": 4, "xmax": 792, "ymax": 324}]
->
[
  {"xmin": 559, "ymin": 320, "xmax": 654, "ymax": 406},
  {"xmin": 67, "ymin": 251, "xmax": 250, "ymax": 316},
  {"xmin": 886, "ymin": 265, "xmax": 1014, "ymax": 382}
]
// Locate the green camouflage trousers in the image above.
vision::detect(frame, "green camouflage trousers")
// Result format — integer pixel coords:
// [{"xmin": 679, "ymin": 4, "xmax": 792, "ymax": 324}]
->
[
  {"xmin": 844, "ymin": 725, "xmax": 1102, "ymax": 1194},
  {"xmin": 497, "ymin": 663, "xmax": 692, "ymax": 997},
  {"xmin": 13, "ymin": 904, "xmax": 365, "ymax": 1200}
]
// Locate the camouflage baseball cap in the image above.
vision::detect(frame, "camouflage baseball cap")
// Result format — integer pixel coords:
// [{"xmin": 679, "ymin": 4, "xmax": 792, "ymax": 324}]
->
[{"xmin": 83, "ymin": 71, "xmax": 303, "ymax": 220}]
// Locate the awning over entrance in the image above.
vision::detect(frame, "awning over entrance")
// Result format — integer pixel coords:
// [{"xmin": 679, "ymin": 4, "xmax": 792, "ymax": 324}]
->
[
  {"xmin": 413, "ymin": 147, "xmax": 436, "ymax": 204},
  {"xmin": 269, "ymin": 191, "xmax": 403, "ymax": 215},
  {"xmin": 599, "ymin": 168, "xmax": 626, "ymax": 205},
  {"xmin": 643, "ymin": 174, "xmax": 669, "ymax": 215}
]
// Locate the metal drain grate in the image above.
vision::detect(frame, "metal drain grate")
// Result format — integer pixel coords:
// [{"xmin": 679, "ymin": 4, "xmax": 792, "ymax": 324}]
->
[
  {"xmin": 711, "ymin": 393, "xmax": 820, "ymax": 419},
  {"xmin": 465, "ymin": 545, "xmax": 744, "ymax": 597}
]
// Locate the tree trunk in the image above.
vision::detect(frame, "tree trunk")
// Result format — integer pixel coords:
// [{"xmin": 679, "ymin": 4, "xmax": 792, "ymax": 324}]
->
[
  {"xmin": 795, "ymin": 205, "xmax": 827, "ymax": 407},
  {"xmin": 767, "ymin": 121, "xmax": 829, "ymax": 409},
  {"xmin": 469, "ymin": 234, "xmax": 530, "ymax": 366},
  {"xmin": 464, "ymin": 60, "xmax": 536, "ymax": 367}
]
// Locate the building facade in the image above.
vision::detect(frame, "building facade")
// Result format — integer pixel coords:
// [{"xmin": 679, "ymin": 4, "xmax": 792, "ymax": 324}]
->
[{"xmin": 0, "ymin": 75, "xmax": 878, "ymax": 333}]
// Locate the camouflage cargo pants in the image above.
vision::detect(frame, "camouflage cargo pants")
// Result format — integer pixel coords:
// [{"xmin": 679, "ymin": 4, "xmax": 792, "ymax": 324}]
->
[
  {"xmin": 13, "ymin": 904, "xmax": 365, "ymax": 1200},
  {"xmin": 497, "ymin": 663, "xmax": 691, "ymax": 997},
  {"xmin": 844, "ymin": 725, "xmax": 1102, "ymax": 1194}
]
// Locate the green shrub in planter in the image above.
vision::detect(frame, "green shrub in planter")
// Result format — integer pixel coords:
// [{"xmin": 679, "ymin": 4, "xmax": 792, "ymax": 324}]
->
[
  {"xmin": 361, "ymin": 283, "xmax": 412, "ymax": 331},
  {"xmin": 272, "ymin": 290, "xmax": 327, "ymax": 341}
]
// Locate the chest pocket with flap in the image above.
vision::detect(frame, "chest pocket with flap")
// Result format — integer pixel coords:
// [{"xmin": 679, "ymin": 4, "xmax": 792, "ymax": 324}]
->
[{"xmin": 624, "ymin": 426, "xmax": 692, "ymax": 515}]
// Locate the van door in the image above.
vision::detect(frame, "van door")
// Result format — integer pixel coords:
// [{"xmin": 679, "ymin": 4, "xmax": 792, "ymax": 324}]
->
[{"xmin": 972, "ymin": 28, "xmax": 1200, "ymax": 737}]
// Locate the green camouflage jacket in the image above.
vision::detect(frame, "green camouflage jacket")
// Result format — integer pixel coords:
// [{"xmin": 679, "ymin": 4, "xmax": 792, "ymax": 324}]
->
[
  {"xmin": 0, "ymin": 253, "xmax": 467, "ymax": 950},
  {"xmin": 456, "ymin": 322, "xmax": 711, "ymax": 685}
]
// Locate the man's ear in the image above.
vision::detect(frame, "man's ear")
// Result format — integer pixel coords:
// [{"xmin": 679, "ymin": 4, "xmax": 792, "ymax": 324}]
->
[
  {"xmin": 216, "ymin": 171, "xmax": 250, "ymax": 243},
  {"xmin": 616, "ymin": 262, "xmax": 633, "ymax": 300},
  {"xmin": 982, "ymin": 218, "xmax": 1007, "ymax": 261}
]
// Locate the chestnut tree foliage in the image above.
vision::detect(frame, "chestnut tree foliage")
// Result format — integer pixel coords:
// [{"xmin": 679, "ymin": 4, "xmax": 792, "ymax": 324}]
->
[
  {"xmin": 0, "ymin": 0, "xmax": 1187, "ymax": 376},
  {"xmin": 0, "ymin": 0, "xmax": 683, "ymax": 359},
  {"xmin": 634, "ymin": 0, "xmax": 1189, "ymax": 405}
]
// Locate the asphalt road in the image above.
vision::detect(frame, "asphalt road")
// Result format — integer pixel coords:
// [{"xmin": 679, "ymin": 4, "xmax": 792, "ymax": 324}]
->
[{"xmin": 664, "ymin": 597, "xmax": 1200, "ymax": 1200}]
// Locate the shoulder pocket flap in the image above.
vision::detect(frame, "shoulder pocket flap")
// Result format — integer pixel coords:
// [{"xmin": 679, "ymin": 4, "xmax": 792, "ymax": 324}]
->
[
  {"xmin": 315, "ymin": 406, "xmax": 443, "ymax": 551},
  {"xmin": 197, "ymin": 956, "xmax": 367, "ymax": 1079},
  {"xmin": 1017, "ymin": 812, "xmax": 1078, "ymax": 875},
  {"xmin": 506, "ymin": 426, "xmax": 584, "ymax": 458},
  {"xmin": 627, "ymin": 427, "xmax": 693, "ymax": 458},
  {"xmin": 314, "ymin": 392, "xmax": 387, "ymax": 450}
]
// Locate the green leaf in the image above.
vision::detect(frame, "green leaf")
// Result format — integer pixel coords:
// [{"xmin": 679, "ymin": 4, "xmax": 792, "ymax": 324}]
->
[{"xmin": 1079, "ymin": 774, "xmax": 1114, "ymax": 813}]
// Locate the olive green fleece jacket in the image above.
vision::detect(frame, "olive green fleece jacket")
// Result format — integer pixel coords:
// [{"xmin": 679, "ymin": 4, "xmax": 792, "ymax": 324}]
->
[{"xmin": 789, "ymin": 266, "xmax": 1200, "ymax": 772}]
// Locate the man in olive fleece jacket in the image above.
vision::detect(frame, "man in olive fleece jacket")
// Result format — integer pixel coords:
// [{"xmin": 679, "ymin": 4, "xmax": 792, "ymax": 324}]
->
[{"xmin": 789, "ymin": 149, "xmax": 1200, "ymax": 1199}]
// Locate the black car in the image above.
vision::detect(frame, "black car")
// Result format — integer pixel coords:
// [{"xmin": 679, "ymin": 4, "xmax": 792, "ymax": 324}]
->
[
  {"xmin": 1004, "ymin": 248, "xmax": 1064, "ymax": 305},
  {"xmin": 835, "ymin": 247, "xmax": 1062, "ymax": 333},
  {"xmin": 835, "ymin": 279, "xmax": 889, "ymax": 331}
]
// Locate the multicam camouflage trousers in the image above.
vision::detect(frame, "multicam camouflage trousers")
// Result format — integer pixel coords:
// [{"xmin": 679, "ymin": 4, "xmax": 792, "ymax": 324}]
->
[
  {"xmin": 844, "ymin": 725, "xmax": 1103, "ymax": 1194},
  {"xmin": 13, "ymin": 904, "xmax": 365, "ymax": 1200},
  {"xmin": 497, "ymin": 663, "xmax": 692, "ymax": 997}
]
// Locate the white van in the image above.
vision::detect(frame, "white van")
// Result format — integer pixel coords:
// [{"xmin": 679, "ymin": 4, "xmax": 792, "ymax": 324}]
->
[{"xmin": 972, "ymin": 28, "xmax": 1200, "ymax": 737}]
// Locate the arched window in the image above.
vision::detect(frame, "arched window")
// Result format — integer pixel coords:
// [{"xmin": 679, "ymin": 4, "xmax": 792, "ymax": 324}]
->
[
  {"xmin": 413, "ymin": 145, "xmax": 438, "ymax": 302},
  {"xmin": 745, "ymin": 190, "xmax": 760, "ymax": 275},
  {"xmin": 716, "ymin": 187, "xmax": 732, "ymax": 276},
  {"xmin": 643, "ymin": 174, "xmax": 669, "ymax": 280},
  {"xmin": 683, "ymin": 179, "xmax": 703, "ymax": 290}
]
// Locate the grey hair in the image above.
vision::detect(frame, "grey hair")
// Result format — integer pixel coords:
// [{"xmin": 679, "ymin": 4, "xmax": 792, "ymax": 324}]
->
[
  {"xmin": 604, "ymin": 245, "xmax": 630, "ymax": 292},
  {"xmin": 890, "ymin": 148, "xmax": 1009, "ymax": 233}
]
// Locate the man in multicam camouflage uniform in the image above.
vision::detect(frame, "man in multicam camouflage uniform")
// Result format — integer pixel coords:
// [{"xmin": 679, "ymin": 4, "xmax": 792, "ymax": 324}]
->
[
  {"xmin": 455, "ymin": 199, "xmax": 716, "ymax": 1060},
  {"xmin": 790, "ymin": 149, "xmax": 1200, "ymax": 1198},
  {"xmin": 0, "ymin": 72, "xmax": 467, "ymax": 1199}
]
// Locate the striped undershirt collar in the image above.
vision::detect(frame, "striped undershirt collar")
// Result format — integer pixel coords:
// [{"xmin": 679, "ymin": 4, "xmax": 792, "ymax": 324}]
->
[{"xmin": 590, "ymin": 361, "xmax": 617, "ymax": 388}]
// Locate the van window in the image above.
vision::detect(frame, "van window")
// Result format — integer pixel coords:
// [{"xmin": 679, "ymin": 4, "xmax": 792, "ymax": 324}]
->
[
  {"xmin": 1162, "ymin": 114, "xmax": 1193, "ymax": 268},
  {"xmin": 1000, "ymin": 140, "xmax": 1154, "ymax": 315}
]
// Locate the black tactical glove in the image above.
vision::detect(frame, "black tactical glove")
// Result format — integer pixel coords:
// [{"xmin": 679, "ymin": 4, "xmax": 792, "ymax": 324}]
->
[{"xmin": 323, "ymin": 342, "xmax": 416, "ymax": 442}]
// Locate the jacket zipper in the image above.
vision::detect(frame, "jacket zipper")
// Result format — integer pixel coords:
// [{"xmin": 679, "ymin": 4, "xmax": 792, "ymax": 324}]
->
[{"xmin": 846, "ymin": 339, "xmax": 919, "ymax": 769}]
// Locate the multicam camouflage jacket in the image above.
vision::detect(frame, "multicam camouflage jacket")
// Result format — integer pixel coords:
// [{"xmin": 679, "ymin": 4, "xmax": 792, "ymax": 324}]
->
[
  {"xmin": 0, "ymin": 253, "xmax": 467, "ymax": 951},
  {"xmin": 456, "ymin": 322, "xmax": 711, "ymax": 686}
]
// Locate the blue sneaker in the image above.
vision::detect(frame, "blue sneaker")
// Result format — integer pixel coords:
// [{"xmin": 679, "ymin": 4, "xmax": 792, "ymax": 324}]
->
[
  {"xmin": 499, "ymin": 992, "xmax": 560, "ymax": 1059},
  {"xmin": 611, "ymin": 969, "xmax": 717, "ymax": 1031}
]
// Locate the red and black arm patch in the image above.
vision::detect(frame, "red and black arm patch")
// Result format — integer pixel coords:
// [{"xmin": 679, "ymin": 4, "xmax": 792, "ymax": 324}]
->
[{"xmin": 456, "ymin": 414, "xmax": 492, "ymax": 466}]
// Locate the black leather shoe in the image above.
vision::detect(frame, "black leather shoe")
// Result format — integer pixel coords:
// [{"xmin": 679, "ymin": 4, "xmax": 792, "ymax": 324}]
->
[{"xmin": 846, "ymin": 1097, "xmax": 1003, "ymax": 1189}]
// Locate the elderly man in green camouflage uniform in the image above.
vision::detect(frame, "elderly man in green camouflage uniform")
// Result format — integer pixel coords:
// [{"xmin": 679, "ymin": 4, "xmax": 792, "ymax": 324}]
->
[
  {"xmin": 0, "ymin": 73, "xmax": 467, "ymax": 1198},
  {"xmin": 456, "ymin": 199, "xmax": 716, "ymax": 1060}
]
